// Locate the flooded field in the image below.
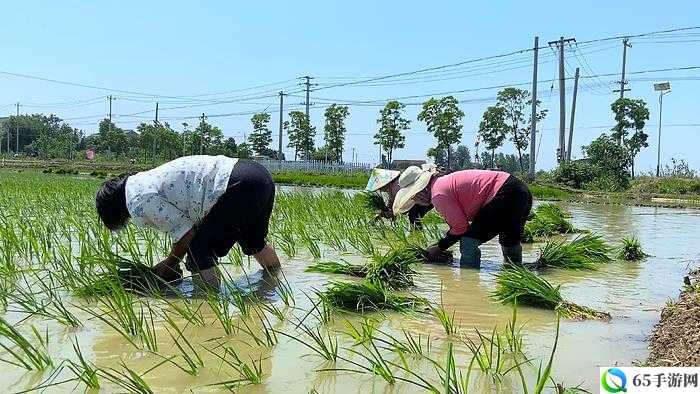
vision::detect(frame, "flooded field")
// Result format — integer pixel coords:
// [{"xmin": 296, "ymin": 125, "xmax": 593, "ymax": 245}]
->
[{"xmin": 0, "ymin": 172, "xmax": 698, "ymax": 393}]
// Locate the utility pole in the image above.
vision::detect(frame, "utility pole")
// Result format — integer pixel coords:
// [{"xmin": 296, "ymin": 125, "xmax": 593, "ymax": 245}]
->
[
  {"xmin": 567, "ymin": 68, "xmax": 580, "ymax": 162},
  {"xmin": 199, "ymin": 113, "xmax": 206, "ymax": 155},
  {"xmin": 108, "ymin": 95, "xmax": 114, "ymax": 134},
  {"xmin": 278, "ymin": 91, "xmax": 285, "ymax": 160},
  {"xmin": 352, "ymin": 147, "xmax": 356, "ymax": 163},
  {"xmin": 300, "ymin": 76, "xmax": 314, "ymax": 118},
  {"xmin": 182, "ymin": 123, "xmax": 188, "ymax": 157},
  {"xmin": 548, "ymin": 36, "xmax": 575, "ymax": 163},
  {"xmin": 528, "ymin": 36, "xmax": 539, "ymax": 180},
  {"xmin": 155, "ymin": 102, "xmax": 159, "ymax": 125},
  {"xmin": 15, "ymin": 103, "xmax": 20, "ymax": 154},
  {"xmin": 616, "ymin": 38, "xmax": 632, "ymax": 99}
]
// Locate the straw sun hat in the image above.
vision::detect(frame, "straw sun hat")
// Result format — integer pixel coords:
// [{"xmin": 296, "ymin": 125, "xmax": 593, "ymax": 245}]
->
[
  {"xmin": 392, "ymin": 164, "xmax": 437, "ymax": 215},
  {"xmin": 365, "ymin": 168, "xmax": 400, "ymax": 192}
]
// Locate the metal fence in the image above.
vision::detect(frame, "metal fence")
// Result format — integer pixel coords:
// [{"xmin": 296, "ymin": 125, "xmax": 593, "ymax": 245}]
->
[{"xmin": 254, "ymin": 159, "xmax": 372, "ymax": 174}]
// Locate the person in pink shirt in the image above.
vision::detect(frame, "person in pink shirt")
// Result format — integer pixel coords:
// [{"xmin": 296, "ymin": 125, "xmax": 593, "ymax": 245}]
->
[{"xmin": 392, "ymin": 166, "xmax": 532, "ymax": 267}]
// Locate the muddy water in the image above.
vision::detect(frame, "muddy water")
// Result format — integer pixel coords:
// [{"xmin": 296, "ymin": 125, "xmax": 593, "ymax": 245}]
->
[{"xmin": 8, "ymin": 200, "xmax": 700, "ymax": 393}]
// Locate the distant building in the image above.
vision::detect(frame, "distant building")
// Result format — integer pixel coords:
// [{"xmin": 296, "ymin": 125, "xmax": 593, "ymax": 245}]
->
[{"xmin": 391, "ymin": 159, "xmax": 426, "ymax": 170}]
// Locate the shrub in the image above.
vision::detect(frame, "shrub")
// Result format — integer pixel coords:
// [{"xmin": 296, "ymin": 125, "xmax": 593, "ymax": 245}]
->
[{"xmin": 552, "ymin": 161, "xmax": 596, "ymax": 190}]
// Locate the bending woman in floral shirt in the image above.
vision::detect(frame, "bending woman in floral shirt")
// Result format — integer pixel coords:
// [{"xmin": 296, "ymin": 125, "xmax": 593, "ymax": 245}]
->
[
  {"xmin": 391, "ymin": 166, "xmax": 532, "ymax": 267},
  {"xmin": 95, "ymin": 156, "xmax": 281, "ymax": 288}
]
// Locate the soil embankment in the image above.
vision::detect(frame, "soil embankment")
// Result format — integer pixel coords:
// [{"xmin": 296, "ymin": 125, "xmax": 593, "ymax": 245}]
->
[{"xmin": 647, "ymin": 270, "xmax": 700, "ymax": 366}]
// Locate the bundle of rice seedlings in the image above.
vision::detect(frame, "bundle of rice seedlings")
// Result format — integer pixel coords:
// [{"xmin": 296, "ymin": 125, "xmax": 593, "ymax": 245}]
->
[
  {"xmin": 306, "ymin": 261, "xmax": 367, "ymax": 277},
  {"xmin": 366, "ymin": 247, "xmax": 420, "ymax": 288},
  {"xmin": 403, "ymin": 244, "xmax": 454, "ymax": 265},
  {"xmin": 307, "ymin": 246, "xmax": 423, "ymax": 288},
  {"xmin": 617, "ymin": 237, "xmax": 649, "ymax": 261},
  {"xmin": 75, "ymin": 256, "xmax": 166, "ymax": 297},
  {"xmin": 357, "ymin": 192, "xmax": 388, "ymax": 212},
  {"xmin": 492, "ymin": 267, "xmax": 610, "ymax": 321},
  {"xmin": 534, "ymin": 234, "xmax": 612, "ymax": 270},
  {"xmin": 523, "ymin": 203, "xmax": 575, "ymax": 243},
  {"xmin": 318, "ymin": 281, "xmax": 428, "ymax": 313}
]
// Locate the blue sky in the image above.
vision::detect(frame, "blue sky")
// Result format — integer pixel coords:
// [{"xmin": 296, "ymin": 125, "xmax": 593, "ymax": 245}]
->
[{"xmin": 1, "ymin": 1, "xmax": 699, "ymax": 171}]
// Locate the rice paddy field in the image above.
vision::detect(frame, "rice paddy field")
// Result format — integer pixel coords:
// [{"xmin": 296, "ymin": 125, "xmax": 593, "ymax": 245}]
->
[{"xmin": 0, "ymin": 169, "xmax": 699, "ymax": 393}]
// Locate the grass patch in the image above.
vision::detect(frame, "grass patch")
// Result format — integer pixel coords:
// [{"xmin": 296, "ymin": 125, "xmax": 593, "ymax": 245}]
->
[
  {"xmin": 534, "ymin": 234, "xmax": 612, "ymax": 270},
  {"xmin": 272, "ymin": 172, "xmax": 368, "ymax": 189},
  {"xmin": 318, "ymin": 281, "xmax": 428, "ymax": 313},
  {"xmin": 528, "ymin": 184, "xmax": 572, "ymax": 200},
  {"xmin": 618, "ymin": 237, "xmax": 649, "ymax": 261},
  {"xmin": 492, "ymin": 267, "xmax": 610, "ymax": 321}
]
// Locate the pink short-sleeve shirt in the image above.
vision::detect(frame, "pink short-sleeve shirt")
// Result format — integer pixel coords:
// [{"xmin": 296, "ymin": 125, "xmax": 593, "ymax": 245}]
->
[{"xmin": 430, "ymin": 170, "xmax": 510, "ymax": 236}]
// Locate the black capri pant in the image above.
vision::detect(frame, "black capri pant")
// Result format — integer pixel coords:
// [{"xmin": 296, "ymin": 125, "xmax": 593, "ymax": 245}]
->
[
  {"xmin": 185, "ymin": 160, "xmax": 275, "ymax": 272},
  {"xmin": 464, "ymin": 175, "xmax": 533, "ymax": 247}
]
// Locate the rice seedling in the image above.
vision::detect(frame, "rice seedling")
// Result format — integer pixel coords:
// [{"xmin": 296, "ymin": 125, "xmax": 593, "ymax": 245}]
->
[
  {"xmin": 342, "ymin": 318, "xmax": 378, "ymax": 345},
  {"xmin": 157, "ymin": 313, "xmax": 204, "ymax": 376},
  {"xmin": 318, "ymin": 281, "xmax": 428, "ymax": 313},
  {"xmin": 0, "ymin": 317, "xmax": 53, "ymax": 371},
  {"xmin": 205, "ymin": 289, "xmax": 236, "ymax": 335},
  {"xmin": 275, "ymin": 321, "xmax": 339, "ymax": 362},
  {"xmin": 617, "ymin": 237, "xmax": 649, "ymax": 261},
  {"xmin": 204, "ymin": 346, "xmax": 265, "ymax": 388},
  {"xmin": 76, "ymin": 287, "xmax": 160, "ymax": 351},
  {"xmin": 66, "ymin": 339, "xmax": 100, "ymax": 390},
  {"xmin": 98, "ymin": 361, "xmax": 156, "ymax": 394},
  {"xmin": 492, "ymin": 267, "xmax": 611, "ymax": 321},
  {"xmin": 534, "ymin": 234, "xmax": 612, "ymax": 270}
]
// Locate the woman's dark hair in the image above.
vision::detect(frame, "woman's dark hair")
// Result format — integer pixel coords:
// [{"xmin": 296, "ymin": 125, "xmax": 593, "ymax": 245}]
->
[{"xmin": 95, "ymin": 173, "xmax": 132, "ymax": 231}]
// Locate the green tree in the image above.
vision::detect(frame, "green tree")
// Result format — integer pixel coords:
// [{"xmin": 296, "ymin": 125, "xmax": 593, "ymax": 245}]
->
[
  {"xmin": 96, "ymin": 119, "xmax": 128, "ymax": 157},
  {"xmin": 477, "ymin": 106, "xmax": 507, "ymax": 167},
  {"xmin": 375, "ymin": 101, "xmax": 410, "ymax": 165},
  {"xmin": 323, "ymin": 104, "xmax": 350, "ymax": 162},
  {"xmin": 494, "ymin": 87, "xmax": 547, "ymax": 172},
  {"xmin": 427, "ymin": 146, "xmax": 447, "ymax": 168},
  {"xmin": 418, "ymin": 96, "xmax": 464, "ymax": 168},
  {"xmin": 222, "ymin": 137, "xmax": 237, "ymax": 157},
  {"xmin": 452, "ymin": 144, "xmax": 473, "ymax": 170},
  {"xmin": 286, "ymin": 111, "xmax": 315, "ymax": 161},
  {"xmin": 249, "ymin": 113, "xmax": 272, "ymax": 156},
  {"xmin": 583, "ymin": 134, "xmax": 631, "ymax": 191},
  {"xmin": 311, "ymin": 145, "xmax": 333, "ymax": 162},
  {"xmin": 193, "ymin": 119, "xmax": 224, "ymax": 155},
  {"xmin": 610, "ymin": 97, "xmax": 650, "ymax": 177},
  {"xmin": 236, "ymin": 142, "xmax": 252, "ymax": 159}
]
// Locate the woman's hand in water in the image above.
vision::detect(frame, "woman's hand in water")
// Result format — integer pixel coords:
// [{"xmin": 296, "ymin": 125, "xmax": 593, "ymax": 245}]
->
[
  {"xmin": 425, "ymin": 245, "xmax": 444, "ymax": 262},
  {"xmin": 152, "ymin": 255, "xmax": 183, "ymax": 282}
]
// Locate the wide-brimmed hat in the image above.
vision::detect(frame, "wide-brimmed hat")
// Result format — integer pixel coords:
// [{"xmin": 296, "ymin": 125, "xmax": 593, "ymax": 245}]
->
[
  {"xmin": 365, "ymin": 168, "xmax": 400, "ymax": 192},
  {"xmin": 392, "ymin": 164, "xmax": 437, "ymax": 215}
]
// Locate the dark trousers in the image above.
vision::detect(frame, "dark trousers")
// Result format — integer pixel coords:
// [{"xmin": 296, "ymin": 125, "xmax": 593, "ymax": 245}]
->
[
  {"xmin": 185, "ymin": 160, "xmax": 275, "ymax": 272},
  {"xmin": 464, "ymin": 175, "xmax": 533, "ymax": 247}
]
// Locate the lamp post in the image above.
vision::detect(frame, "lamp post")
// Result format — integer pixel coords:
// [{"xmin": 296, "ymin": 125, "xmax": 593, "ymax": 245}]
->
[{"xmin": 653, "ymin": 82, "xmax": 671, "ymax": 177}]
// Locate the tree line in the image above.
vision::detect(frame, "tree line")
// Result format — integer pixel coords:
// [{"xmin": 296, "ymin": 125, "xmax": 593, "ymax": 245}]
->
[{"xmin": 0, "ymin": 87, "xmax": 653, "ymax": 181}]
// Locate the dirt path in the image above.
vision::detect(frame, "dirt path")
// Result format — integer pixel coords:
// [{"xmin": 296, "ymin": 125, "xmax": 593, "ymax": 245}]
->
[{"xmin": 647, "ymin": 271, "xmax": 700, "ymax": 366}]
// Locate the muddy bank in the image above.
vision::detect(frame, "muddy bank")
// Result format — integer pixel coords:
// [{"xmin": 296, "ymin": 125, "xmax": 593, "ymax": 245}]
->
[{"xmin": 647, "ymin": 271, "xmax": 700, "ymax": 366}]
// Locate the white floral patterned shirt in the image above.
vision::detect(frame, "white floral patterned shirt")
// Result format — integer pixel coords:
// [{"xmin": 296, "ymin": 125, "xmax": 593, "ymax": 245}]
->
[{"xmin": 125, "ymin": 155, "xmax": 238, "ymax": 241}]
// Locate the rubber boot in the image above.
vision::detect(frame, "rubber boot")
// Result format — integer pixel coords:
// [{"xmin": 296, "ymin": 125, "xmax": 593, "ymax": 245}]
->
[
  {"xmin": 459, "ymin": 237, "xmax": 482, "ymax": 268},
  {"xmin": 501, "ymin": 243, "xmax": 523, "ymax": 267}
]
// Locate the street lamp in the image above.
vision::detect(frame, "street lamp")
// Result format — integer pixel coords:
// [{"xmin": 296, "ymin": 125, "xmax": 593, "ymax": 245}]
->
[{"xmin": 653, "ymin": 82, "xmax": 671, "ymax": 177}]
